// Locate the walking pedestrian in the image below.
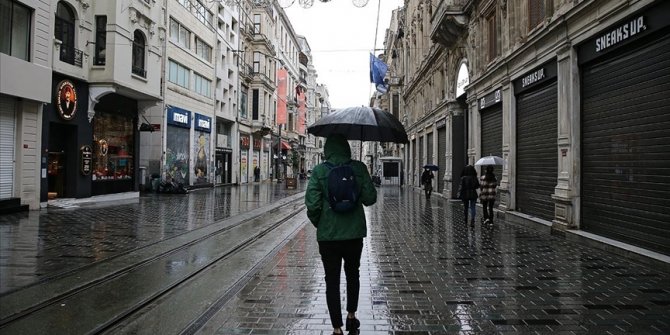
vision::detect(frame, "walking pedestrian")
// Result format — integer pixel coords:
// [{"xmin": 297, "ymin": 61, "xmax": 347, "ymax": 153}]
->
[
  {"xmin": 457, "ymin": 164, "xmax": 480, "ymax": 227},
  {"xmin": 479, "ymin": 165, "xmax": 497, "ymax": 226},
  {"xmin": 421, "ymin": 168, "xmax": 434, "ymax": 199},
  {"xmin": 305, "ymin": 134, "xmax": 377, "ymax": 335}
]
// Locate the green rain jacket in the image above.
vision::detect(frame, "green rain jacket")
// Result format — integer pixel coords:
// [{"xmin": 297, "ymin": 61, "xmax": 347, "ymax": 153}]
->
[{"xmin": 305, "ymin": 134, "xmax": 377, "ymax": 241}]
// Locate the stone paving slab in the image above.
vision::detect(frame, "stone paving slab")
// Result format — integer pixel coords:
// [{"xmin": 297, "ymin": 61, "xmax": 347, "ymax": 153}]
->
[{"xmin": 197, "ymin": 187, "xmax": 670, "ymax": 335}]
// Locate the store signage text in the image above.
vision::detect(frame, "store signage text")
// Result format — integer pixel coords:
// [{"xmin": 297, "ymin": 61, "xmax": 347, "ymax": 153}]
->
[
  {"xmin": 173, "ymin": 113, "xmax": 188, "ymax": 124},
  {"xmin": 194, "ymin": 113, "xmax": 212, "ymax": 132},
  {"xmin": 80, "ymin": 145, "xmax": 92, "ymax": 175},
  {"xmin": 595, "ymin": 16, "xmax": 646, "ymax": 53},
  {"xmin": 456, "ymin": 63, "xmax": 469, "ymax": 97},
  {"xmin": 522, "ymin": 68, "xmax": 545, "ymax": 88},
  {"xmin": 479, "ymin": 88, "xmax": 502, "ymax": 110},
  {"xmin": 56, "ymin": 80, "xmax": 77, "ymax": 120},
  {"xmin": 240, "ymin": 135, "xmax": 250, "ymax": 149}
]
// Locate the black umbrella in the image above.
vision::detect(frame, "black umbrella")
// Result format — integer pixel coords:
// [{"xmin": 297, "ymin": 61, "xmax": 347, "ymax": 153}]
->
[
  {"xmin": 423, "ymin": 164, "xmax": 439, "ymax": 171},
  {"xmin": 307, "ymin": 106, "xmax": 409, "ymax": 143}
]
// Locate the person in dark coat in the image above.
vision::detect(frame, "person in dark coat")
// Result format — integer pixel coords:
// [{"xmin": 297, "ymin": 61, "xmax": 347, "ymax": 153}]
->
[
  {"xmin": 458, "ymin": 164, "xmax": 480, "ymax": 227},
  {"xmin": 421, "ymin": 168, "xmax": 434, "ymax": 199},
  {"xmin": 479, "ymin": 165, "xmax": 498, "ymax": 225},
  {"xmin": 305, "ymin": 134, "xmax": 377, "ymax": 335}
]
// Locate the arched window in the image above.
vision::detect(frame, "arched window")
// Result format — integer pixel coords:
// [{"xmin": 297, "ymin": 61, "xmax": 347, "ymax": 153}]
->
[
  {"xmin": 55, "ymin": 2, "xmax": 76, "ymax": 64},
  {"xmin": 132, "ymin": 30, "xmax": 146, "ymax": 77}
]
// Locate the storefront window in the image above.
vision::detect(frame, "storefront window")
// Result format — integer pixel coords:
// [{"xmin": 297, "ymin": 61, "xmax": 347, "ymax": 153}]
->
[{"xmin": 92, "ymin": 112, "xmax": 134, "ymax": 181}]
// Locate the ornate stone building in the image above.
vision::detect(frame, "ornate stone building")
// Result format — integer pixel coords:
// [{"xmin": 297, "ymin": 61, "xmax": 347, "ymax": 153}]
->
[{"xmin": 394, "ymin": 0, "xmax": 670, "ymax": 255}]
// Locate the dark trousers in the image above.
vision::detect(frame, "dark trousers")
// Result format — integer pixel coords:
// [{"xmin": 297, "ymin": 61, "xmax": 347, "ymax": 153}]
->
[
  {"xmin": 482, "ymin": 199, "xmax": 494, "ymax": 221},
  {"xmin": 318, "ymin": 238, "xmax": 364, "ymax": 329}
]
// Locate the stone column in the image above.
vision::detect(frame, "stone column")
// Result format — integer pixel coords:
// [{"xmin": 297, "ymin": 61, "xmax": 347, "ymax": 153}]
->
[
  {"xmin": 499, "ymin": 82, "xmax": 513, "ymax": 211},
  {"xmin": 552, "ymin": 44, "xmax": 580, "ymax": 230}
]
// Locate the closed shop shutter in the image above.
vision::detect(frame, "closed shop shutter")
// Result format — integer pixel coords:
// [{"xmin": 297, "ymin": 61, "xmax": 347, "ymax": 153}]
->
[
  {"xmin": 581, "ymin": 34, "xmax": 670, "ymax": 255},
  {"xmin": 480, "ymin": 106, "xmax": 502, "ymax": 159},
  {"xmin": 0, "ymin": 96, "xmax": 16, "ymax": 199},
  {"xmin": 418, "ymin": 136, "xmax": 424, "ymax": 168},
  {"xmin": 437, "ymin": 126, "xmax": 446, "ymax": 193},
  {"xmin": 515, "ymin": 82, "xmax": 558, "ymax": 221}
]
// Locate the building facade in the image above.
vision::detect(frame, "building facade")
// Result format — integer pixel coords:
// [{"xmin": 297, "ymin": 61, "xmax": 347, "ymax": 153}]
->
[{"xmin": 393, "ymin": 0, "xmax": 670, "ymax": 255}]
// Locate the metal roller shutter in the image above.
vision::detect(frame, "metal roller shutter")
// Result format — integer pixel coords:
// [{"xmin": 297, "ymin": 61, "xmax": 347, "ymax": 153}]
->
[
  {"xmin": 0, "ymin": 96, "xmax": 16, "ymax": 199},
  {"xmin": 581, "ymin": 34, "xmax": 670, "ymax": 255},
  {"xmin": 480, "ymin": 106, "xmax": 502, "ymax": 159},
  {"xmin": 515, "ymin": 82, "xmax": 558, "ymax": 221},
  {"xmin": 427, "ymin": 132, "xmax": 433, "ymax": 163},
  {"xmin": 437, "ymin": 126, "xmax": 446, "ymax": 193},
  {"xmin": 418, "ymin": 136, "xmax": 424, "ymax": 168}
]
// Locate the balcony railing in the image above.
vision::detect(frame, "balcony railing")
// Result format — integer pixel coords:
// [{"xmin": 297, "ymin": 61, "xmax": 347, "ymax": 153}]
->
[{"xmin": 60, "ymin": 44, "xmax": 83, "ymax": 67}]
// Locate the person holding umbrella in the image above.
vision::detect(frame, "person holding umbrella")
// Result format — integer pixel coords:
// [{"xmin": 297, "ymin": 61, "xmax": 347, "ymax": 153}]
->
[
  {"xmin": 305, "ymin": 134, "xmax": 377, "ymax": 335},
  {"xmin": 421, "ymin": 166, "xmax": 436, "ymax": 199},
  {"xmin": 479, "ymin": 165, "xmax": 498, "ymax": 226},
  {"xmin": 457, "ymin": 165, "xmax": 480, "ymax": 227}
]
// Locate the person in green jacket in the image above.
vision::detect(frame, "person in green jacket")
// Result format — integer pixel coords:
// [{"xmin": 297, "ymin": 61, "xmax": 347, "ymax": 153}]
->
[{"xmin": 305, "ymin": 134, "xmax": 377, "ymax": 335}]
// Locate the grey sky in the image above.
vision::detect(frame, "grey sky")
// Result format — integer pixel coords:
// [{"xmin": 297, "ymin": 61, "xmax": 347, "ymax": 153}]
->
[{"xmin": 285, "ymin": 0, "xmax": 403, "ymax": 109}]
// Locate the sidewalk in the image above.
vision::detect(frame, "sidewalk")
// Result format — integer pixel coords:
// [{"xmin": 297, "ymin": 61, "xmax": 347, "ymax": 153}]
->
[
  {"xmin": 0, "ymin": 182, "xmax": 306, "ymax": 294},
  {"xmin": 196, "ymin": 186, "xmax": 670, "ymax": 334}
]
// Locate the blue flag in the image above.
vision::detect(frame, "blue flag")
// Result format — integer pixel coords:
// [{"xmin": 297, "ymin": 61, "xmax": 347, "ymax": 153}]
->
[{"xmin": 369, "ymin": 53, "xmax": 389, "ymax": 93}]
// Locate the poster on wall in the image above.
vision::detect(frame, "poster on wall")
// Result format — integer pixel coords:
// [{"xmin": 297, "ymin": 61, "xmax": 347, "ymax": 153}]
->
[
  {"xmin": 166, "ymin": 126, "xmax": 190, "ymax": 185},
  {"xmin": 194, "ymin": 132, "xmax": 210, "ymax": 184},
  {"xmin": 240, "ymin": 152, "xmax": 248, "ymax": 183}
]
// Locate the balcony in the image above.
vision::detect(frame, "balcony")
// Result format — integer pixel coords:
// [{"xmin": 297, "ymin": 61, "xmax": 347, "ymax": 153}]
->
[
  {"xmin": 59, "ymin": 44, "xmax": 83, "ymax": 67},
  {"xmin": 430, "ymin": 0, "xmax": 472, "ymax": 48},
  {"xmin": 251, "ymin": 32, "xmax": 275, "ymax": 55},
  {"xmin": 240, "ymin": 63, "xmax": 253, "ymax": 83},
  {"xmin": 251, "ymin": 70, "xmax": 275, "ymax": 91}
]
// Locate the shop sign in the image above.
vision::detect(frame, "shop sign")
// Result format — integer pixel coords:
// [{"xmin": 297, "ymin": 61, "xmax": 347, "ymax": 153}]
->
[
  {"xmin": 479, "ymin": 88, "xmax": 502, "ymax": 110},
  {"xmin": 456, "ymin": 62, "xmax": 469, "ymax": 98},
  {"xmin": 195, "ymin": 113, "xmax": 212, "ymax": 133},
  {"xmin": 80, "ymin": 145, "xmax": 92, "ymax": 175},
  {"xmin": 240, "ymin": 134, "xmax": 250, "ymax": 149},
  {"xmin": 513, "ymin": 61, "xmax": 557, "ymax": 95},
  {"xmin": 167, "ymin": 106, "xmax": 191, "ymax": 129},
  {"xmin": 253, "ymin": 138, "xmax": 262, "ymax": 150},
  {"xmin": 578, "ymin": 1, "xmax": 669, "ymax": 65},
  {"xmin": 56, "ymin": 80, "xmax": 77, "ymax": 120}
]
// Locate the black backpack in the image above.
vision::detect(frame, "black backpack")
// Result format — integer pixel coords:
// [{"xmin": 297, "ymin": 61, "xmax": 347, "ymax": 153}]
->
[{"xmin": 324, "ymin": 161, "xmax": 360, "ymax": 213}]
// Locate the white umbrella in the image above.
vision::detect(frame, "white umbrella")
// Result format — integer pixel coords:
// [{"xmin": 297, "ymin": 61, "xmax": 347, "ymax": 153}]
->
[{"xmin": 475, "ymin": 155, "xmax": 505, "ymax": 166}]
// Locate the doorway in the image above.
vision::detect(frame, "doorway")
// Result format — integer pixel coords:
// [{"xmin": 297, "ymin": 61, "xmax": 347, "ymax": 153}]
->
[{"xmin": 48, "ymin": 123, "xmax": 77, "ymax": 198}]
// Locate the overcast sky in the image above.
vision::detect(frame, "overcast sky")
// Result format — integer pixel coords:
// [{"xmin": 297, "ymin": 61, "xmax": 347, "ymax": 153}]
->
[{"xmin": 284, "ymin": 0, "xmax": 404, "ymax": 109}]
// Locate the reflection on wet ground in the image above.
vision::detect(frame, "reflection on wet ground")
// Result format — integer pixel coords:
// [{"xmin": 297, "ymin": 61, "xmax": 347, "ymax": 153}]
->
[
  {"xmin": 205, "ymin": 186, "xmax": 670, "ymax": 334},
  {"xmin": 0, "ymin": 183, "xmax": 305, "ymax": 294}
]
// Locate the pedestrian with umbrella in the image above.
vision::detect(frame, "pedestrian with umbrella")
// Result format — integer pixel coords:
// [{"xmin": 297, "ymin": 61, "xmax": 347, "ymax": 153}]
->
[
  {"xmin": 306, "ymin": 106, "xmax": 408, "ymax": 335},
  {"xmin": 479, "ymin": 165, "xmax": 498, "ymax": 226},
  {"xmin": 421, "ymin": 164, "xmax": 438, "ymax": 199}
]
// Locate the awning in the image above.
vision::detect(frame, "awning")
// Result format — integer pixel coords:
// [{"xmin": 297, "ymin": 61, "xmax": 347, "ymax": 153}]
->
[{"xmin": 279, "ymin": 140, "xmax": 291, "ymax": 150}]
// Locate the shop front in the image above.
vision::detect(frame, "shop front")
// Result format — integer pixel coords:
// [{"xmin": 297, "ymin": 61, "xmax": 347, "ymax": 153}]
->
[
  {"xmin": 165, "ymin": 106, "xmax": 191, "ymax": 185},
  {"xmin": 0, "ymin": 95, "xmax": 17, "ymax": 200},
  {"xmin": 91, "ymin": 94, "xmax": 138, "ymax": 195},
  {"xmin": 513, "ymin": 62, "xmax": 558, "ymax": 221},
  {"xmin": 41, "ymin": 76, "xmax": 91, "ymax": 200},
  {"xmin": 193, "ymin": 113, "xmax": 212, "ymax": 186},
  {"xmin": 240, "ymin": 134, "xmax": 250, "ymax": 183},
  {"xmin": 577, "ymin": 1, "xmax": 670, "ymax": 254}
]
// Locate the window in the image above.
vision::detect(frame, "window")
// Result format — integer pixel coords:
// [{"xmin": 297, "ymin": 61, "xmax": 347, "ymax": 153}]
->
[
  {"xmin": 252, "ymin": 89, "xmax": 259, "ymax": 120},
  {"xmin": 486, "ymin": 12, "xmax": 498, "ymax": 62},
  {"xmin": 195, "ymin": 37, "xmax": 211, "ymax": 62},
  {"xmin": 132, "ymin": 30, "xmax": 146, "ymax": 77},
  {"xmin": 177, "ymin": 0, "xmax": 189, "ymax": 9},
  {"xmin": 194, "ymin": 1, "xmax": 212, "ymax": 27},
  {"xmin": 55, "ymin": 1, "xmax": 76, "ymax": 64},
  {"xmin": 240, "ymin": 91, "xmax": 248, "ymax": 119},
  {"xmin": 170, "ymin": 18, "xmax": 190, "ymax": 49},
  {"xmin": 168, "ymin": 59, "xmax": 189, "ymax": 88},
  {"xmin": 94, "ymin": 16, "xmax": 106, "ymax": 65},
  {"xmin": 0, "ymin": 0, "xmax": 31, "ymax": 61},
  {"xmin": 92, "ymin": 112, "xmax": 134, "ymax": 181},
  {"xmin": 528, "ymin": 0, "xmax": 545, "ymax": 30},
  {"xmin": 253, "ymin": 51, "xmax": 260, "ymax": 73},
  {"xmin": 253, "ymin": 14, "xmax": 260, "ymax": 34},
  {"xmin": 194, "ymin": 73, "xmax": 211, "ymax": 97}
]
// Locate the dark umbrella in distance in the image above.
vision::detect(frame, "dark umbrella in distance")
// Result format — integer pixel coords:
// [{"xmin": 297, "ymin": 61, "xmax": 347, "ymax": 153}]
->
[
  {"xmin": 307, "ymin": 106, "xmax": 409, "ymax": 144},
  {"xmin": 423, "ymin": 164, "xmax": 439, "ymax": 171}
]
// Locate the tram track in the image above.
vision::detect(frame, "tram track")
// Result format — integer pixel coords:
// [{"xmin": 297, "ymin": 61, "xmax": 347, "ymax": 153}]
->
[{"xmin": 0, "ymin": 195, "xmax": 307, "ymax": 335}]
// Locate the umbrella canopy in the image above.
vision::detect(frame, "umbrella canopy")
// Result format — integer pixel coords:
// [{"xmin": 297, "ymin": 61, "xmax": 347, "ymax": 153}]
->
[
  {"xmin": 475, "ymin": 155, "xmax": 506, "ymax": 166},
  {"xmin": 307, "ymin": 106, "xmax": 409, "ymax": 143},
  {"xmin": 423, "ymin": 164, "xmax": 439, "ymax": 171}
]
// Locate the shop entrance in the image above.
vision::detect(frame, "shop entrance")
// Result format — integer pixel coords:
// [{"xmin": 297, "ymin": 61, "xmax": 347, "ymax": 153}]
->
[
  {"xmin": 215, "ymin": 148, "xmax": 232, "ymax": 184},
  {"xmin": 48, "ymin": 123, "xmax": 77, "ymax": 198}
]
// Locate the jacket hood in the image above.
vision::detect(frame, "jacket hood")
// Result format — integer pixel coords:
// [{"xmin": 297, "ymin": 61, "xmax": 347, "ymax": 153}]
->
[{"xmin": 324, "ymin": 134, "xmax": 351, "ymax": 164}]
